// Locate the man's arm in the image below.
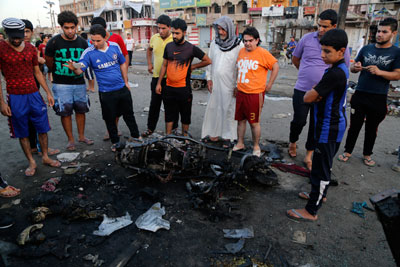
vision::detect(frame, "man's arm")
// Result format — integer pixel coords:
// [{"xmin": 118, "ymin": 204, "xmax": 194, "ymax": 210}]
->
[
  {"xmin": 350, "ymin": 61, "xmax": 363, "ymax": 73},
  {"xmin": 124, "ymin": 54, "xmax": 129, "ymax": 72},
  {"xmin": 63, "ymin": 61, "xmax": 84, "ymax": 75},
  {"xmin": 33, "ymin": 65, "xmax": 54, "ymax": 106},
  {"xmin": 156, "ymin": 59, "xmax": 168, "ymax": 94},
  {"xmin": 45, "ymin": 55, "xmax": 54, "ymax": 71},
  {"xmin": 0, "ymin": 74, "xmax": 11, "ymax": 116},
  {"xmin": 304, "ymin": 88, "xmax": 320, "ymax": 103},
  {"xmin": 366, "ymin": 66, "xmax": 400, "ymax": 81},
  {"xmin": 147, "ymin": 46, "xmax": 153, "ymax": 74},
  {"xmin": 191, "ymin": 54, "xmax": 211, "ymax": 71},
  {"xmin": 292, "ymin": 55, "xmax": 300, "ymax": 69},
  {"xmin": 120, "ymin": 62, "xmax": 129, "ymax": 89},
  {"xmin": 265, "ymin": 62, "xmax": 279, "ymax": 92}
]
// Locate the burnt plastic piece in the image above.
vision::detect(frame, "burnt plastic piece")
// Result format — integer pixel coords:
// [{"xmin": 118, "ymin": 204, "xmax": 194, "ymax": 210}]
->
[{"xmin": 370, "ymin": 189, "xmax": 400, "ymax": 266}]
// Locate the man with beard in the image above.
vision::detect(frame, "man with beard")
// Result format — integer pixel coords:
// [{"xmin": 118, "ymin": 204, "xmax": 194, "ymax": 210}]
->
[
  {"xmin": 288, "ymin": 9, "xmax": 350, "ymax": 170},
  {"xmin": 155, "ymin": 18, "xmax": 211, "ymax": 135},
  {"xmin": 45, "ymin": 11, "xmax": 93, "ymax": 151},
  {"xmin": 201, "ymin": 16, "xmax": 243, "ymax": 147},
  {"xmin": 142, "ymin": 14, "xmax": 178, "ymax": 137},
  {"xmin": 337, "ymin": 18, "xmax": 400, "ymax": 167},
  {"xmin": 0, "ymin": 18, "xmax": 60, "ymax": 177}
]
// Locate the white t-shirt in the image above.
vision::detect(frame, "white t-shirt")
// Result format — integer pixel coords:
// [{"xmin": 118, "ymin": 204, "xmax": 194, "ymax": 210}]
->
[{"xmin": 125, "ymin": 38, "xmax": 135, "ymax": 51}]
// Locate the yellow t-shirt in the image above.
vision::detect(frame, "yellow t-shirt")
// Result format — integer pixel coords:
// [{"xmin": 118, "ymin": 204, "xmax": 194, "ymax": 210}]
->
[
  {"xmin": 150, "ymin": 33, "xmax": 173, "ymax": 78},
  {"xmin": 237, "ymin": 46, "xmax": 277, "ymax": 94}
]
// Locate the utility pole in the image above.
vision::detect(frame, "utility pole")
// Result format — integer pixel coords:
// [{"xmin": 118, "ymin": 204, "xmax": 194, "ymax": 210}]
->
[{"xmin": 337, "ymin": 0, "xmax": 350, "ymax": 29}]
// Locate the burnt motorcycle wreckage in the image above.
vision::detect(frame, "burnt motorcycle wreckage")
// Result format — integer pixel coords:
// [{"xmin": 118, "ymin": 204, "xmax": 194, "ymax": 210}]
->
[{"xmin": 116, "ymin": 135, "xmax": 279, "ymax": 207}]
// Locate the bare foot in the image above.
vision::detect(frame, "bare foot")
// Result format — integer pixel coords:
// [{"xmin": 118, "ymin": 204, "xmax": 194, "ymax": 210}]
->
[
  {"xmin": 25, "ymin": 161, "xmax": 37, "ymax": 177},
  {"xmin": 287, "ymin": 208, "xmax": 318, "ymax": 221},
  {"xmin": 288, "ymin": 142, "xmax": 297, "ymax": 157}
]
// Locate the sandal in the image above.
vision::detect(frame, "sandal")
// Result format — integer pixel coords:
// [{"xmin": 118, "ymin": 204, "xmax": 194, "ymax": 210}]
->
[
  {"xmin": 25, "ymin": 166, "xmax": 36, "ymax": 177},
  {"xmin": 337, "ymin": 153, "xmax": 351, "ymax": 162},
  {"xmin": 232, "ymin": 145, "xmax": 246, "ymax": 152},
  {"xmin": 0, "ymin": 186, "xmax": 21, "ymax": 198},
  {"xmin": 43, "ymin": 159, "xmax": 61, "ymax": 168},
  {"xmin": 252, "ymin": 149, "xmax": 261, "ymax": 157},
  {"xmin": 298, "ymin": 192, "xmax": 327, "ymax": 203},
  {"xmin": 39, "ymin": 148, "xmax": 60, "ymax": 156},
  {"xmin": 286, "ymin": 209, "xmax": 317, "ymax": 222},
  {"xmin": 141, "ymin": 129, "xmax": 153, "ymax": 138},
  {"xmin": 363, "ymin": 157, "xmax": 376, "ymax": 167},
  {"xmin": 79, "ymin": 138, "xmax": 94, "ymax": 145},
  {"xmin": 103, "ymin": 133, "xmax": 110, "ymax": 141},
  {"xmin": 66, "ymin": 142, "xmax": 76, "ymax": 151}
]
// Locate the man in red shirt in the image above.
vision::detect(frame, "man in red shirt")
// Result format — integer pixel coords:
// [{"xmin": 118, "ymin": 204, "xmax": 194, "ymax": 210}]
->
[{"xmin": 0, "ymin": 18, "xmax": 61, "ymax": 177}]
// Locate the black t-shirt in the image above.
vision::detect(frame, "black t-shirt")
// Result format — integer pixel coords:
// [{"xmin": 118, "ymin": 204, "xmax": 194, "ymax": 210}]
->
[
  {"xmin": 163, "ymin": 41, "xmax": 205, "ymax": 88},
  {"xmin": 35, "ymin": 39, "xmax": 42, "ymax": 48},
  {"xmin": 45, "ymin": 34, "xmax": 88, "ymax": 85},
  {"xmin": 355, "ymin": 44, "xmax": 400, "ymax": 95}
]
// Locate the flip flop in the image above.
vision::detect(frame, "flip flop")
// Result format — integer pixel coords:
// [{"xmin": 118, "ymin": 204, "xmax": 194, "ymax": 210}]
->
[
  {"xmin": 25, "ymin": 166, "xmax": 36, "ymax": 177},
  {"xmin": 363, "ymin": 157, "xmax": 376, "ymax": 167},
  {"xmin": 66, "ymin": 142, "xmax": 76, "ymax": 151},
  {"xmin": 286, "ymin": 209, "xmax": 317, "ymax": 222},
  {"xmin": 298, "ymin": 192, "xmax": 327, "ymax": 203},
  {"xmin": 0, "ymin": 186, "xmax": 21, "ymax": 198},
  {"xmin": 232, "ymin": 145, "xmax": 246, "ymax": 152},
  {"xmin": 252, "ymin": 149, "xmax": 261, "ymax": 157},
  {"xmin": 337, "ymin": 153, "xmax": 351, "ymax": 162},
  {"xmin": 103, "ymin": 133, "xmax": 110, "ymax": 141},
  {"xmin": 43, "ymin": 160, "xmax": 61, "ymax": 168},
  {"xmin": 79, "ymin": 138, "xmax": 94, "ymax": 145}
]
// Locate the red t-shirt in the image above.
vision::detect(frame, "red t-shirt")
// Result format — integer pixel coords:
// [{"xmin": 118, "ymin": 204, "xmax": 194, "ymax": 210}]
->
[
  {"xmin": 38, "ymin": 43, "xmax": 46, "ymax": 57},
  {"xmin": 0, "ymin": 40, "xmax": 39, "ymax": 95},
  {"xmin": 108, "ymin": 33, "xmax": 128, "ymax": 56}
]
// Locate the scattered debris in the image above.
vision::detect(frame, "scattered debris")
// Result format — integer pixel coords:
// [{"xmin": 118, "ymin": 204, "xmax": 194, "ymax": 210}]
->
[
  {"xmin": 292, "ymin": 230, "xmax": 307, "ymax": 244},
  {"xmin": 223, "ymin": 227, "xmax": 254, "ymax": 239},
  {"xmin": 83, "ymin": 254, "xmax": 105, "ymax": 266},
  {"xmin": 41, "ymin": 177, "xmax": 62, "ymax": 192},
  {"xmin": 31, "ymin": 207, "xmax": 52, "ymax": 223},
  {"xmin": 135, "ymin": 202, "xmax": 170, "ymax": 232},
  {"xmin": 197, "ymin": 101, "xmax": 207, "ymax": 106},
  {"xmin": 81, "ymin": 150, "xmax": 94, "ymax": 158},
  {"xmin": 271, "ymin": 163, "xmax": 310, "ymax": 177},
  {"xmin": 351, "ymin": 201, "xmax": 374, "ymax": 218},
  {"xmin": 57, "ymin": 152, "xmax": 80, "ymax": 162},
  {"xmin": 17, "ymin": 224, "xmax": 44, "ymax": 245},
  {"xmin": 272, "ymin": 113, "xmax": 290, "ymax": 119},
  {"xmin": 93, "ymin": 212, "xmax": 133, "ymax": 236},
  {"xmin": 128, "ymin": 82, "xmax": 139, "ymax": 88},
  {"xmin": 224, "ymin": 238, "xmax": 245, "ymax": 254}
]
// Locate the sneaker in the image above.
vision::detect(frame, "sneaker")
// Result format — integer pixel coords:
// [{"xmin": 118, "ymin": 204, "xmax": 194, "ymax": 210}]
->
[
  {"xmin": 392, "ymin": 163, "xmax": 400, "ymax": 172},
  {"xmin": 0, "ymin": 214, "xmax": 14, "ymax": 229}
]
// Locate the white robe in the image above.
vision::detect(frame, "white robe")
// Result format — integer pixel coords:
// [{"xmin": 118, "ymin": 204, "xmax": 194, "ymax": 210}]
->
[{"xmin": 201, "ymin": 41, "xmax": 243, "ymax": 140}]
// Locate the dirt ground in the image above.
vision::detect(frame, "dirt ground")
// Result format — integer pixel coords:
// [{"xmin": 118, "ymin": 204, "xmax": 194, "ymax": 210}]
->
[{"xmin": 0, "ymin": 50, "xmax": 399, "ymax": 267}]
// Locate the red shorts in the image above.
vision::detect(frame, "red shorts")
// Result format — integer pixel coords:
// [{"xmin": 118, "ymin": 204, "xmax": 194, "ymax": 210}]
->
[{"xmin": 235, "ymin": 91, "xmax": 265, "ymax": 124}]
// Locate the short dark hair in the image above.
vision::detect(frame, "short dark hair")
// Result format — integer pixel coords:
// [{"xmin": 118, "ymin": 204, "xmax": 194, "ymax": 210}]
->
[
  {"xmin": 320, "ymin": 29, "xmax": 348, "ymax": 51},
  {"xmin": 157, "ymin": 14, "xmax": 171, "ymax": 27},
  {"xmin": 80, "ymin": 32, "xmax": 88, "ymax": 40},
  {"xmin": 243, "ymin": 26, "xmax": 262, "ymax": 46},
  {"xmin": 319, "ymin": 9, "xmax": 337, "ymax": 26},
  {"xmin": 21, "ymin": 19, "xmax": 33, "ymax": 30},
  {"xmin": 58, "ymin": 11, "xmax": 78, "ymax": 26},
  {"xmin": 171, "ymin": 18, "xmax": 187, "ymax": 32},
  {"xmin": 91, "ymin": 17, "xmax": 106, "ymax": 28},
  {"xmin": 379, "ymin": 18, "xmax": 398, "ymax": 32},
  {"xmin": 90, "ymin": 24, "xmax": 106, "ymax": 38}
]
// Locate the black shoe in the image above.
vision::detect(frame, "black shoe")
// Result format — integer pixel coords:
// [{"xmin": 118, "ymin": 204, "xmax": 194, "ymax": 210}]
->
[{"xmin": 0, "ymin": 215, "xmax": 14, "ymax": 229}]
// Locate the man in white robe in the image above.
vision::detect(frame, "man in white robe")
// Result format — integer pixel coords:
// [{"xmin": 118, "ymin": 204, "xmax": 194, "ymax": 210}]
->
[{"xmin": 201, "ymin": 16, "xmax": 243, "ymax": 145}]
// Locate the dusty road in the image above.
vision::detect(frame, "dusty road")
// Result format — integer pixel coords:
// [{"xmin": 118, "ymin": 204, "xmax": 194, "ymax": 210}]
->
[{"xmin": 0, "ymin": 50, "xmax": 399, "ymax": 266}]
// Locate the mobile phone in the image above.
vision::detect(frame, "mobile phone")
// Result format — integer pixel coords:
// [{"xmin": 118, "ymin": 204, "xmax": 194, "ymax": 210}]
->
[{"xmin": 73, "ymin": 62, "xmax": 85, "ymax": 69}]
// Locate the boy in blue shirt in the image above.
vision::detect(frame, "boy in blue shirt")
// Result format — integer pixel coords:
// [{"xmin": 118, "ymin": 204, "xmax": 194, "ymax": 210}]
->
[
  {"xmin": 64, "ymin": 24, "xmax": 139, "ymax": 151},
  {"xmin": 287, "ymin": 29, "xmax": 349, "ymax": 221}
]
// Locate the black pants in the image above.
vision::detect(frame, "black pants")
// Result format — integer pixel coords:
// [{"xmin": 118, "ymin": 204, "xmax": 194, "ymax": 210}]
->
[
  {"xmin": 128, "ymin": 51, "xmax": 133, "ymax": 66},
  {"xmin": 99, "ymin": 86, "xmax": 139, "ymax": 144},
  {"xmin": 147, "ymin": 78, "xmax": 178, "ymax": 131},
  {"xmin": 306, "ymin": 142, "xmax": 340, "ymax": 215},
  {"xmin": 344, "ymin": 91, "xmax": 387, "ymax": 156},
  {"xmin": 0, "ymin": 173, "xmax": 7, "ymax": 188},
  {"xmin": 289, "ymin": 89, "xmax": 316, "ymax": 151}
]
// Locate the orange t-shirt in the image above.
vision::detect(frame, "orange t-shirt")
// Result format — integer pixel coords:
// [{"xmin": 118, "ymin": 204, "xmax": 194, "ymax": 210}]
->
[{"xmin": 236, "ymin": 46, "xmax": 277, "ymax": 94}]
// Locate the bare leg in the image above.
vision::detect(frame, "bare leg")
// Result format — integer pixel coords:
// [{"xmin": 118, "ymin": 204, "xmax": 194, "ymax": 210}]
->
[
  {"xmin": 250, "ymin": 122, "xmax": 261, "ymax": 151},
  {"xmin": 61, "ymin": 116, "xmax": 74, "ymax": 143},
  {"xmin": 236, "ymin": 120, "xmax": 247, "ymax": 149},
  {"xmin": 19, "ymin": 137, "xmax": 37, "ymax": 169},
  {"xmin": 75, "ymin": 113, "xmax": 86, "ymax": 141},
  {"xmin": 182, "ymin": 124, "xmax": 189, "ymax": 136},
  {"xmin": 166, "ymin": 122, "xmax": 174, "ymax": 135},
  {"xmin": 88, "ymin": 79, "xmax": 95, "ymax": 92}
]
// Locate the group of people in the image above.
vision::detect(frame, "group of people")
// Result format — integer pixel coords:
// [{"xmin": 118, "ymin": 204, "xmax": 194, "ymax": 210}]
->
[{"xmin": 0, "ymin": 7, "xmax": 399, "ymax": 227}]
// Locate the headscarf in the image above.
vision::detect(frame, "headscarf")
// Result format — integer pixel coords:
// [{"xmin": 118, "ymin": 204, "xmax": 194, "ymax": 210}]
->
[{"xmin": 213, "ymin": 16, "xmax": 241, "ymax": 52}]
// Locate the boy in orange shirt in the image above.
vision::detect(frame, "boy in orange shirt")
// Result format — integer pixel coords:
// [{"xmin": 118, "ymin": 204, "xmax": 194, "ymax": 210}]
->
[{"xmin": 234, "ymin": 27, "xmax": 279, "ymax": 156}]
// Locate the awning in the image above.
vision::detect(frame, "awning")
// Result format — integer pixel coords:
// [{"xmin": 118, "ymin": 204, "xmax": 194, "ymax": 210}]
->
[
  {"xmin": 93, "ymin": 1, "xmax": 113, "ymax": 17},
  {"xmin": 125, "ymin": 1, "xmax": 143, "ymax": 14}
]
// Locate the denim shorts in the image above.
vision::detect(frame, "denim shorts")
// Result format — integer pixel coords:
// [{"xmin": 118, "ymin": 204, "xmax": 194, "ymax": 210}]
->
[{"xmin": 52, "ymin": 83, "xmax": 89, "ymax": 116}]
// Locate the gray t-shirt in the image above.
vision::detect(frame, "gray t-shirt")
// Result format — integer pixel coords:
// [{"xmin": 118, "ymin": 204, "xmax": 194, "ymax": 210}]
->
[{"xmin": 355, "ymin": 44, "xmax": 400, "ymax": 95}]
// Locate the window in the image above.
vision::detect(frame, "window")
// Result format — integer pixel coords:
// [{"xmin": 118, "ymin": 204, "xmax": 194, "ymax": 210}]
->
[
  {"xmin": 240, "ymin": 1, "xmax": 247, "ymax": 13},
  {"xmin": 198, "ymin": 7, "xmax": 208, "ymax": 14},
  {"xmin": 213, "ymin": 4, "xmax": 221, "ymax": 13},
  {"xmin": 227, "ymin": 3, "xmax": 235, "ymax": 14}
]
